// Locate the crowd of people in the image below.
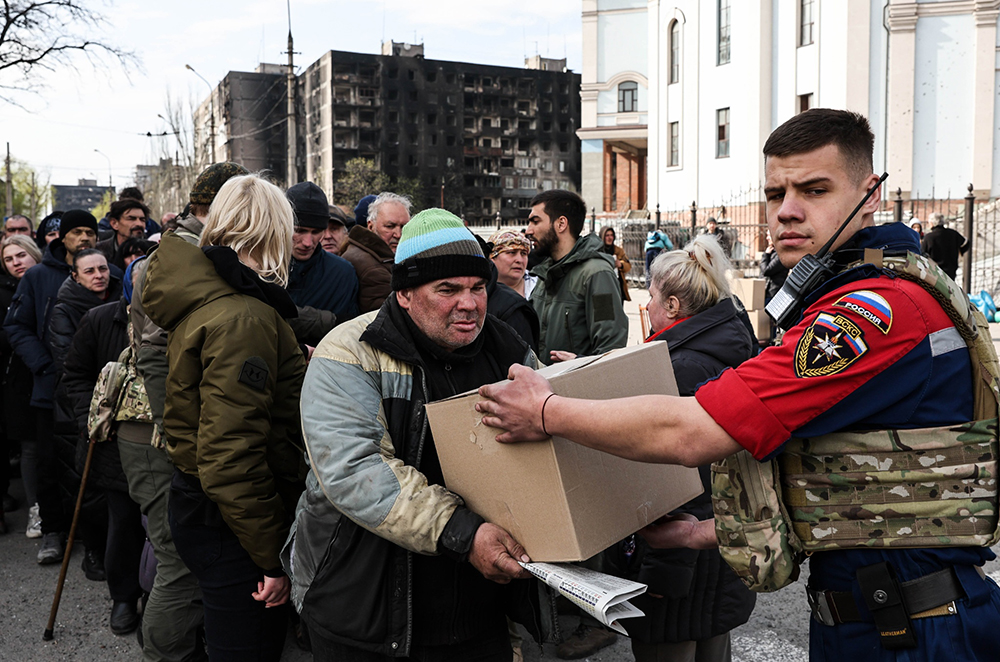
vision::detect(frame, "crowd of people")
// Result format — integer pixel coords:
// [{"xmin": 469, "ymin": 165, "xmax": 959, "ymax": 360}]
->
[
  {"xmin": 0, "ymin": 160, "xmax": 648, "ymax": 661},
  {"xmin": 0, "ymin": 106, "xmax": 997, "ymax": 662}
]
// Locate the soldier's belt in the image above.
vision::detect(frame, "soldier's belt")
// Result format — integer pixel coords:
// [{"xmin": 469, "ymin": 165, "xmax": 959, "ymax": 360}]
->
[{"xmin": 806, "ymin": 566, "xmax": 983, "ymax": 626}]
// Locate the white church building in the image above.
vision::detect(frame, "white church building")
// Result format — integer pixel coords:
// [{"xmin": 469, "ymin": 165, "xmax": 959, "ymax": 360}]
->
[{"xmin": 579, "ymin": 0, "xmax": 1000, "ymax": 215}]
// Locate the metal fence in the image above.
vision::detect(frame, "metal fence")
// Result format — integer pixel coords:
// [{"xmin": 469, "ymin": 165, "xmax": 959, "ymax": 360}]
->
[{"xmin": 599, "ymin": 184, "xmax": 768, "ymax": 286}]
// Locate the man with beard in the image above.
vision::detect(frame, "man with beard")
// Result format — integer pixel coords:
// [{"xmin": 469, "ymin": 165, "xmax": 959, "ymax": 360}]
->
[
  {"xmin": 97, "ymin": 199, "xmax": 151, "ymax": 270},
  {"xmin": 527, "ymin": 190, "xmax": 628, "ymax": 363},
  {"xmin": 5, "ymin": 210, "xmax": 121, "ymax": 564}
]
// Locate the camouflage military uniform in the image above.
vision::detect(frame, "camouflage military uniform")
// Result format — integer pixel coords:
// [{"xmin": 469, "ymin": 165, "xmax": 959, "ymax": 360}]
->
[{"xmin": 695, "ymin": 224, "xmax": 1000, "ymax": 661}]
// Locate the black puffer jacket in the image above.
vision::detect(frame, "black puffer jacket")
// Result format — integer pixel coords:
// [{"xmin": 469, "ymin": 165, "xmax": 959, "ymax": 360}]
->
[
  {"xmin": 0, "ymin": 274, "xmax": 33, "ymax": 440},
  {"xmin": 49, "ymin": 275, "xmax": 123, "ymax": 493},
  {"xmin": 604, "ymin": 297, "xmax": 757, "ymax": 643},
  {"xmin": 48, "ymin": 275, "xmax": 123, "ymax": 377},
  {"xmin": 62, "ymin": 298, "xmax": 129, "ymax": 491},
  {"xmin": 485, "ymin": 262, "xmax": 539, "ymax": 354}
]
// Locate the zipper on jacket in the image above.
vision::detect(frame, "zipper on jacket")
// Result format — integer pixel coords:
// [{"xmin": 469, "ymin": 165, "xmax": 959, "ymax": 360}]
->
[
  {"xmin": 563, "ymin": 309, "xmax": 574, "ymax": 354},
  {"xmin": 404, "ymin": 365, "xmax": 431, "ymax": 656}
]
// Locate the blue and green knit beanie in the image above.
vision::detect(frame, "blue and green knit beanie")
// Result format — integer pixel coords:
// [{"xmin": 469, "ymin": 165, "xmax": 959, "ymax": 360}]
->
[{"xmin": 391, "ymin": 208, "xmax": 491, "ymax": 290}]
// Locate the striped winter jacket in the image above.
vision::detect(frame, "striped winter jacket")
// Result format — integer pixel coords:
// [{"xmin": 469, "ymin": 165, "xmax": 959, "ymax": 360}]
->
[{"xmin": 282, "ymin": 300, "xmax": 538, "ymax": 656}]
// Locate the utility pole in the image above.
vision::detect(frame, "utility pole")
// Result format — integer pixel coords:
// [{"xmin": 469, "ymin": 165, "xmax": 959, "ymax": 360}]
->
[
  {"xmin": 186, "ymin": 65, "xmax": 216, "ymax": 164},
  {"xmin": 285, "ymin": 0, "xmax": 297, "ymax": 187},
  {"xmin": 5, "ymin": 143, "xmax": 12, "ymax": 218},
  {"xmin": 30, "ymin": 171, "xmax": 37, "ymax": 222}
]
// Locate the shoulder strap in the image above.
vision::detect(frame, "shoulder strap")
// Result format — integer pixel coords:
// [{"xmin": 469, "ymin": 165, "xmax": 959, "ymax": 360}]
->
[{"xmin": 863, "ymin": 250, "xmax": 1000, "ymax": 414}]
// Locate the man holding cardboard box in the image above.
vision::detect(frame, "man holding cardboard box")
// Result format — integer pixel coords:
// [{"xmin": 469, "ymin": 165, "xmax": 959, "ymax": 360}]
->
[
  {"xmin": 478, "ymin": 109, "xmax": 1000, "ymax": 661},
  {"xmin": 283, "ymin": 209, "xmax": 540, "ymax": 661}
]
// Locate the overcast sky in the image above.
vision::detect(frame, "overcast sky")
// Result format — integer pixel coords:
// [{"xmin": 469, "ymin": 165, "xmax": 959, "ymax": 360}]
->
[{"xmin": 1, "ymin": 0, "xmax": 581, "ymax": 202}]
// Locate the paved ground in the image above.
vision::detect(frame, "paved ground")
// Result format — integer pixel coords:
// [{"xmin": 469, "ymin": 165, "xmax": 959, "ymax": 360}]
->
[{"xmin": 2, "ymin": 287, "xmax": 998, "ymax": 660}]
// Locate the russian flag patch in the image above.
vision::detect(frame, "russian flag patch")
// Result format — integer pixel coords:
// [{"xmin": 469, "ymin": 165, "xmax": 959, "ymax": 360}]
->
[{"xmin": 833, "ymin": 290, "xmax": 892, "ymax": 334}]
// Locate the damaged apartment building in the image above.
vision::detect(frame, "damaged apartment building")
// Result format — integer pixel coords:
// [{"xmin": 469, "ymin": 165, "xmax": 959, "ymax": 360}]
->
[{"xmin": 192, "ymin": 42, "xmax": 581, "ymax": 225}]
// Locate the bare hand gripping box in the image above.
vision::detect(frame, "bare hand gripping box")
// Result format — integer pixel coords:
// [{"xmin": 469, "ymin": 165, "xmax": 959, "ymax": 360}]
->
[{"xmin": 425, "ymin": 342, "xmax": 704, "ymax": 562}]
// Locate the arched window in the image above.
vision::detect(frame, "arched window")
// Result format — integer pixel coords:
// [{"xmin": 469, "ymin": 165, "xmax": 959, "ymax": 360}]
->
[
  {"xmin": 669, "ymin": 21, "xmax": 680, "ymax": 84},
  {"xmin": 618, "ymin": 81, "xmax": 638, "ymax": 113}
]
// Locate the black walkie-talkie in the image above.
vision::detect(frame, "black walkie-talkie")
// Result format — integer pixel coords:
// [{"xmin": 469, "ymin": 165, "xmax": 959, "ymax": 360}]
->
[{"xmin": 765, "ymin": 172, "xmax": 888, "ymax": 331}]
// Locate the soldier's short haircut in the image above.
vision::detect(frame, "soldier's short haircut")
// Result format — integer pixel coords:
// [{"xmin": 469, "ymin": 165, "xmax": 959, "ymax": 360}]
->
[
  {"xmin": 529, "ymin": 190, "xmax": 587, "ymax": 238},
  {"xmin": 763, "ymin": 109, "xmax": 874, "ymax": 185}
]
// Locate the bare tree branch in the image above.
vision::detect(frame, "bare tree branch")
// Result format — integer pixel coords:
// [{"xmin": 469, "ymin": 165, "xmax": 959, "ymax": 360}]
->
[{"xmin": 0, "ymin": 0, "xmax": 139, "ymax": 104}]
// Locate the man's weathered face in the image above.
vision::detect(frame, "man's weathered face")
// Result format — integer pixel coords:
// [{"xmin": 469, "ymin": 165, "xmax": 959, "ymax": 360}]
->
[
  {"xmin": 321, "ymin": 222, "xmax": 348, "ymax": 255},
  {"xmin": 764, "ymin": 144, "xmax": 880, "ymax": 268},
  {"xmin": 4, "ymin": 217, "xmax": 31, "ymax": 237},
  {"xmin": 526, "ymin": 204, "xmax": 558, "ymax": 258},
  {"xmin": 63, "ymin": 226, "xmax": 96, "ymax": 255},
  {"xmin": 110, "ymin": 207, "xmax": 146, "ymax": 242},
  {"xmin": 369, "ymin": 202, "xmax": 410, "ymax": 253},
  {"xmin": 292, "ymin": 226, "xmax": 323, "ymax": 261},
  {"xmin": 396, "ymin": 276, "xmax": 487, "ymax": 350}
]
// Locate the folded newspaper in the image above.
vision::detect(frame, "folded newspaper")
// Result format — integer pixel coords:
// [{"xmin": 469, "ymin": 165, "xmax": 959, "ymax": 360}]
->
[{"xmin": 519, "ymin": 562, "xmax": 646, "ymax": 635}]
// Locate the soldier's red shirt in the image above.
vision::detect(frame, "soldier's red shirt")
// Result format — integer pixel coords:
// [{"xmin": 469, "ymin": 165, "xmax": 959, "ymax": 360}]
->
[{"xmin": 695, "ymin": 272, "xmax": 972, "ymax": 460}]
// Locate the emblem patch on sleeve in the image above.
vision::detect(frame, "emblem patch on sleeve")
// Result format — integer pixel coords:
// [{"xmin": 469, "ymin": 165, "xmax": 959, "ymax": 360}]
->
[
  {"xmin": 238, "ymin": 356, "xmax": 269, "ymax": 391},
  {"xmin": 833, "ymin": 290, "xmax": 892, "ymax": 334},
  {"xmin": 794, "ymin": 312, "xmax": 868, "ymax": 378}
]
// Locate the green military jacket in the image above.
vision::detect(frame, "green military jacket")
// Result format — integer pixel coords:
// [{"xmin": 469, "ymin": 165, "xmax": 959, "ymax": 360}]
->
[
  {"xmin": 530, "ymin": 232, "xmax": 629, "ymax": 360},
  {"xmin": 142, "ymin": 233, "xmax": 306, "ymax": 572}
]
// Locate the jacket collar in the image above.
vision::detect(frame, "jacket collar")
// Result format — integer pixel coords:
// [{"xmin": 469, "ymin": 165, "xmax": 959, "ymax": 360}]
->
[
  {"xmin": 361, "ymin": 295, "xmax": 527, "ymax": 372},
  {"xmin": 42, "ymin": 240, "xmax": 71, "ymax": 271},
  {"xmin": 346, "ymin": 225, "xmax": 394, "ymax": 261},
  {"xmin": 531, "ymin": 232, "xmax": 613, "ymax": 282}
]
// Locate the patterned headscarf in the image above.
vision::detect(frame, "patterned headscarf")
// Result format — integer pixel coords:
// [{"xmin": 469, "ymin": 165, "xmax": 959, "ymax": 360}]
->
[{"xmin": 487, "ymin": 230, "xmax": 531, "ymax": 259}]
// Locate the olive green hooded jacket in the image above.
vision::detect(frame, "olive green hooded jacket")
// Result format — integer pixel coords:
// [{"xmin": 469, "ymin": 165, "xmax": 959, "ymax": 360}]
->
[
  {"xmin": 530, "ymin": 232, "xmax": 629, "ymax": 360},
  {"xmin": 142, "ymin": 233, "xmax": 306, "ymax": 572}
]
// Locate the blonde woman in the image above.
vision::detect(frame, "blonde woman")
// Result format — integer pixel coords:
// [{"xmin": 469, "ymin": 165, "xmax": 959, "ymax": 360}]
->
[
  {"xmin": 142, "ymin": 174, "xmax": 306, "ymax": 661},
  {"xmin": 0, "ymin": 235, "xmax": 43, "ymax": 535},
  {"xmin": 604, "ymin": 234, "xmax": 756, "ymax": 662}
]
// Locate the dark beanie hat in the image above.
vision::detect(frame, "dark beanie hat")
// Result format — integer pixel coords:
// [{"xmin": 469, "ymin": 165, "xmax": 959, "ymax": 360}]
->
[
  {"xmin": 286, "ymin": 182, "xmax": 330, "ymax": 230},
  {"xmin": 189, "ymin": 162, "xmax": 250, "ymax": 205},
  {"xmin": 59, "ymin": 209, "xmax": 98, "ymax": 240},
  {"xmin": 354, "ymin": 194, "xmax": 377, "ymax": 227},
  {"xmin": 391, "ymin": 208, "xmax": 491, "ymax": 291}
]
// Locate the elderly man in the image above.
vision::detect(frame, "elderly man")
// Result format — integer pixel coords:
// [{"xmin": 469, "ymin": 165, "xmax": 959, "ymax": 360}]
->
[
  {"xmin": 284, "ymin": 208, "xmax": 539, "ymax": 661},
  {"xmin": 321, "ymin": 205, "xmax": 351, "ymax": 255},
  {"xmin": 479, "ymin": 109, "xmax": 1000, "ymax": 661},
  {"xmin": 340, "ymin": 191, "xmax": 411, "ymax": 312},
  {"xmin": 97, "ymin": 198, "xmax": 150, "ymax": 270}
]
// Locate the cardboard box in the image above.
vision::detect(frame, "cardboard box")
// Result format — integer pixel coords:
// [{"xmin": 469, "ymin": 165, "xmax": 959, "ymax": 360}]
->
[
  {"xmin": 748, "ymin": 308, "xmax": 772, "ymax": 341},
  {"xmin": 731, "ymin": 278, "xmax": 767, "ymax": 311},
  {"xmin": 425, "ymin": 343, "xmax": 704, "ymax": 562}
]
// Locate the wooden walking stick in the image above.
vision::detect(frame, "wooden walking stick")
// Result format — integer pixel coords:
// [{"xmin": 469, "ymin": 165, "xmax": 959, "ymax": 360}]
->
[{"xmin": 43, "ymin": 436, "xmax": 97, "ymax": 640}]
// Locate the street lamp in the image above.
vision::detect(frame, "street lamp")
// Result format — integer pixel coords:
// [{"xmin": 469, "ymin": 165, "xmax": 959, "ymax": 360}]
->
[
  {"xmin": 185, "ymin": 64, "xmax": 216, "ymax": 163},
  {"xmin": 94, "ymin": 148, "xmax": 112, "ymax": 195}
]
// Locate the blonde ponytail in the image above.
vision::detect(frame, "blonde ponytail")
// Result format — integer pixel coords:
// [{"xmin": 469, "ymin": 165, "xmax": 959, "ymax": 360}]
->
[{"xmin": 649, "ymin": 234, "xmax": 733, "ymax": 317}]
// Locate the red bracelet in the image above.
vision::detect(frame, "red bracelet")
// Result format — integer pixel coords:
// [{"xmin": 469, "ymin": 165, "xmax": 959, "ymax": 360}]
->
[{"xmin": 541, "ymin": 393, "xmax": 557, "ymax": 437}]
